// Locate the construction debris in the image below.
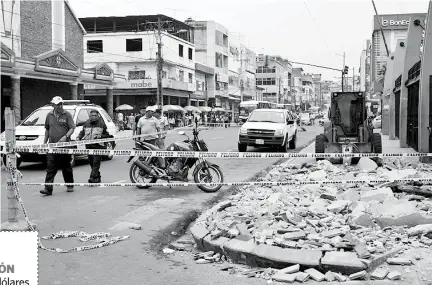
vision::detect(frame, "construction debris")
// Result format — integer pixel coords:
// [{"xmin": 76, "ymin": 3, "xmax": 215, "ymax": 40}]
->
[{"xmin": 188, "ymin": 158, "xmax": 432, "ymax": 283}]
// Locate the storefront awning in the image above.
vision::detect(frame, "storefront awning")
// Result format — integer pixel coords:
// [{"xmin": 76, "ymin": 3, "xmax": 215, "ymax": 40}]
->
[{"xmin": 228, "ymin": 96, "xmax": 241, "ymax": 101}]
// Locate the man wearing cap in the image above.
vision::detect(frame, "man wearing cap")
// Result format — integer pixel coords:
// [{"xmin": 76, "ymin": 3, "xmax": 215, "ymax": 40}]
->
[
  {"xmin": 153, "ymin": 109, "xmax": 169, "ymax": 149},
  {"xmin": 40, "ymin": 96, "xmax": 75, "ymax": 195},
  {"xmin": 136, "ymin": 106, "xmax": 161, "ymax": 146}
]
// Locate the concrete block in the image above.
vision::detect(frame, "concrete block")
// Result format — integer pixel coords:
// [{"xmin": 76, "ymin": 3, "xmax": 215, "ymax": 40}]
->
[
  {"xmin": 357, "ymin": 157, "xmax": 378, "ymax": 171},
  {"xmin": 295, "ymin": 272, "xmax": 310, "ymax": 282},
  {"xmin": 321, "ymin": 251, "xmax": 366, "ymax": 274},
  {"xmin": 277, "ymin": 264, "xmax": 300, "ymax": 274},
  {"xmin": 387, "ymin": 270, "xmax": 402, "ymax": 280},
  {"xmin": 282, "ymin": 230, "xmax": 306, "ymax": 241},
  {"xmin": 370, "ymin": 268, "xmax": 389, "ymax": 280},
  {"xmin": 252, "ymin": 244, "xmax": 322, "ymax": 268},
  {"xmin": 354, "ymin": 243, "xmax": 371, "ymax": 259},
  {"xmin": 327, "ymin": 200, "xmax": 352, "ymax": 213},
  {"xmin": 190, "ymin": 224, "xmax": 210, "ymax": 250},
  {"xmin": 386, "ymin": 258, "xmax": 412, "ymax": 265},
  {"xmin": 367, "ymin": 247, "xmax": 403, "ymax": 273},
  {"xmin": 304, "ymin": 268, "xmax": 325, "ymax": 281},
  {"xmin": 308, "ymin": 170, "xmax": 327, "ymax": 181},
  {"xmin": 334, "ymin": 272, "xmax": 347, "ymax": 282},
  {"xmin": 272, "ymin": 272, "xmax": 297, "ymax": 283},
  {"xmin": 349, "ymin": 270, "xmax": 366, "ymax": 280},
  {"xmin": 324, "ymin": 271, "xmax": 336, "ymax": 281}
]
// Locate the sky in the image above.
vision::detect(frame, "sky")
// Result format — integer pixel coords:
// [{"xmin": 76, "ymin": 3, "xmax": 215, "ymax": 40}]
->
[{"xmin": 68, "ymin": 0, "xmax": 430, "ymax": 81}]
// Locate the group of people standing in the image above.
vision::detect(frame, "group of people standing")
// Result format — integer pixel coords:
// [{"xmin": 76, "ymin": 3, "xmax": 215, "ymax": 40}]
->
[{"xmin": 132, "ymin": 106, "xmax": 169, "ymax": 149}]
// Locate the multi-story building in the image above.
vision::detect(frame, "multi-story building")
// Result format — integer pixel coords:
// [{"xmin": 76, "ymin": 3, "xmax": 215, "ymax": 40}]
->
[
  {"xmin": 301, "ymin": 73, "xmax": 314, "ymax": 110},
  {"xmin": 186, "ymin": 18, "xmax": 229, "ymax": 109},
  {"xmin": 360, "ymin": 40, "xmax": 371, "ymax": 97},
  {"xmin": 80, "ymin": 15, "xmax": 196, "ymax": 109},
  {"xmin": 0, "ymin": 0, "xmax": 123, "ymax": 131},
  {"xmin": 240, "ymin": 44, "xmax": 257, "ymax": 101},
  {"xmin": 270, "ymin": 56, "xmax": 292, "ymax": 105},
  {"xmin": 227, "ymin": 32, "xmax": 241, "ymax": 115},
  {"xmin": 292, "ymin": 67, "xmax": 304, "ymax": 111},
  {"xmin": 370, "ymin": 13, "xmax": 426, "ymax": 96},
  {"xmin": 312, "ymin": 74, "xmax": 322, "ymax": 107},
  {"xmin": 255, "ymin": 54, "xmax": 283, "ymax": 104}
]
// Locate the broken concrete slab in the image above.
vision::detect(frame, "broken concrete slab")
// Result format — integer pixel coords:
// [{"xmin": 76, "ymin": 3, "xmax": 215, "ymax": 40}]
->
[
  {"xmin": 327, "ymin": 200, "xmax": 352, "ymax": 213},
  {"xmin": 272, "ymin": 272, "xmax": 297, "ymax": 283},
  {"xmin": 304, "ymin": 268, "xmax": 325, "ymax": 281},
  {"xmin": 321, "ymin": 251, "xmax": 367, "ymax": 274},
  {"xmin": 202, "ymin": 235, "xmax": 230, "ymax": 254},
  {"xmin": 349, "ymin": 270, "xmax": 366, "ymax": 280},
  {"xmin": 387, "ymin": 270, "xmax": 402, "ymax": 280},
  {"xmin": 295, "ymin": 272, "xmax": 310, "ymax": 282},
  {"xmin": 354, "ymin": 243, "xmax": 371, "ymax": 259},
  {"xmin": 407, "ymin": 224, "xmax": 432, "ymax": 236},
  {"xmin": 357, "ymin": 157, "xmax": 378, "ymax": 172},
  {"xmin": 370, "ymin": 268, "xmax": 389, "ymax": 280},
  {"xmin": 324, "ymin": 271, "xmax": 336, "ymax": 281},
  {"xmin": 387, "ymin": 258, "xmax": 412, "ymax": 265},
  {"xmin": 334, "ymin": 272, "xmax": 347, "ymax": 282},
  {"xmin": 252, "ymin": 244, "xmax": 322, "ymax": 267},
  {"xmin": 190, "ymin": 224, "xmax": 210, "ymax": 250},
  {"xmin": 277, "ymin": 264, "xmax": 300, "ymax": 274},
  {"xmin": 360, "ymin": 187, "xmax": 395, "ymax": 202},
  {"xmin": 223, "ymin": 239, "xmax": 256, "ymax": 264},
  {"xmin": 282, "ymin": 231, "xmax": 306, "ymax": 241},
  {"xmin": 308, "ymin": 170, "xmax": 327, "ymax": 181}
]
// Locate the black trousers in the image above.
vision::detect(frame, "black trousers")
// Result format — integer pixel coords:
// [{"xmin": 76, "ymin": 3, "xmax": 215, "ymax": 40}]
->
[
  {"xmin": 45, "ymin": 154, "xmax": 74, "ymax": 191},
  {"xmin": 88, "ymin": 155, "xmax": 102, "ymax": 179}
]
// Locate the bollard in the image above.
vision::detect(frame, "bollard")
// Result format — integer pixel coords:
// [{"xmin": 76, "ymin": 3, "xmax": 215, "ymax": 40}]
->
[{"xmin": 1, "ymin": 108, "xmax": 33, "ymax": 231}]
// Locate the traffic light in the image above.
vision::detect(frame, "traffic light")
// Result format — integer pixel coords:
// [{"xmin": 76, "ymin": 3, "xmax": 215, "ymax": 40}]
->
[{"xmin": 343, "ymin": 66, "xmax": 349, "ymax": 75}]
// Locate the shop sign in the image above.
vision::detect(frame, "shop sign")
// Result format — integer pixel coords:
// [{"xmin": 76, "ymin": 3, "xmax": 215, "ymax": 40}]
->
[{"xmin": 116, "ymin": 79, "xmax": 157, "ymax": 89}]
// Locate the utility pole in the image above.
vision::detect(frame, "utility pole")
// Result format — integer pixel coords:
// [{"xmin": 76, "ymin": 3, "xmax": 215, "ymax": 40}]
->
[
  {"xmin": 341, "ymin": 52, "xmax": 345, "ymax": 92},
  {"xmin": 372, "ymin": 0, "xmax": 390, "ymax": 56},
  {"xmin": 156, "ymin": 16, "xmax": 163, "ymax": 107},
  {"xmin": 353, "ymin": 67, "xmax": 355, "ymax": 91}
]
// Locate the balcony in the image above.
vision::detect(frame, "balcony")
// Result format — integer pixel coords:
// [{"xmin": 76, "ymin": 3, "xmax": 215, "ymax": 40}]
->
[
  {"xmin": 215, "ymin": 90, "xmax": 228, "ymax": 97},
  {"xmin": 163, "ymin": 79, "xmax": 189, "ymax": 92}
]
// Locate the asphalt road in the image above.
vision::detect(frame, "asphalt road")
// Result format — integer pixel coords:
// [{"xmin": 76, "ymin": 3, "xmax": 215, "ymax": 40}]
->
[{"xmin": 0, "ymin": 125, "xmax": 322, "ymax": 285}]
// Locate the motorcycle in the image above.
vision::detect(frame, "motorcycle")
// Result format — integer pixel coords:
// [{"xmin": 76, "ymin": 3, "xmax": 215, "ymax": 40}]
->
[{"xmin": 127, "ymin": 119, "xmax": 224, "ymax": 193}]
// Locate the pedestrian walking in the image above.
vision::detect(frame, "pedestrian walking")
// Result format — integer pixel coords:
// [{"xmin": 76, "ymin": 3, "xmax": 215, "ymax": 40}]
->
[
  {"xmin": 137, "ymin": 106, "xmax": 161, "ymax": 146},
  {"xmin": 40, "ymin": 96, "xmax": 75, "ymax": 196},
  {"xmin": 77, "ymin": 110, "xmax": 109, "ymax": 183},
  {"xmin": 153, "ymin": 109, "xmax": 168, "ymax": 149}
]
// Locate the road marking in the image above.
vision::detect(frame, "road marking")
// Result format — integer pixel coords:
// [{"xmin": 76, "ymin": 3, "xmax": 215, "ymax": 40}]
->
[
  {"xmin": 100, "ymin": 180, "xmax": 126, "ymax": 188},
  {"xmin": 109, "ymin": 198, "xmax": 185, "ymax": 231}
]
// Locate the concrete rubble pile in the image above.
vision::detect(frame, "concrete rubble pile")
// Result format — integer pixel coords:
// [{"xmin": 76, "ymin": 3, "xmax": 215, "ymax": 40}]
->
[{"xmin": 189, "ymin": 157, "xmax": 432, "ymax": 283}]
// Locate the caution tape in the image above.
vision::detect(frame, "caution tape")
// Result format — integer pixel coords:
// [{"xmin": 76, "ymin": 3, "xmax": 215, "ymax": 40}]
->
[
  {"xmin": 10, "ymin": 147, "xmax": 432, "ymax": 158},
  {"xmin": 8, "ymin": 124, "xmax": 194, "ymax": 150},
  {"xmin": 4, "ymin": 157, "xmax": 130, "ymax": 253},
  {"xmin": 15, "ymin": 177, "xmax": 432, "ymax": 187}
]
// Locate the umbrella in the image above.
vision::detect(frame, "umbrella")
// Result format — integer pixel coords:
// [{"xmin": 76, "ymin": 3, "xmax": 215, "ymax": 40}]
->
[
  {"xmin": 115, "ymin": 104, "xmax": 133, "ymax": 111},
  {"xmin": 163, "ymin": 105, "xmax": 186, "ymax": 113},
  {"xmin": 184, "ymin": 106, "xmax": 202, "ymax": 113},
  {"xmin": 199, "ymin": 106, "xmax": 212, "ymax": 112},
  {"xmin": 213, "ymin": 107, "xmax": 226, "ymax": 113}
]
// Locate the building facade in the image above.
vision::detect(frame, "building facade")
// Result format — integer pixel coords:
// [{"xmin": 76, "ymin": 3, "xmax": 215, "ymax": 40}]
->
[
  {"xmin": 186, "ymin": 19, "xmax": 229, "ymax": 109},
  {"xmin": 80, "ymin": 15, "xmax": 195, "ymax": 110},
  {"xmin": 359, "ymin": 39, "xmax": 371, "ymax": 97},
  {"xmin": 1, "ymin": 0, "xmax": 123, "ymax": 131},
  {"xmin": 301, "ymin": 73, "xmax": 314, "ymax": 110},
  {"xmin": 370, "ymin": 13, "xmax": 426, "ymax": 97},
  {"xmin": 292, "ymin": 67, "xmax": 304, "ymax": 111},
  {"xmin": 255, "ymin": 54, "xmax": 284, "ymax": 104}
]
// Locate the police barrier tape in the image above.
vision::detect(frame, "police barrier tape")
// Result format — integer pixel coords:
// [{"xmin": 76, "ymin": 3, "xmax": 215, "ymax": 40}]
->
[
  {"xmin": 4, "ymin": 160, "xmax": 130, "ymax": 253},
  {"xmin": 15, "ymin": 177, "xmax": 432, "ymax": 187},
  {"xmin": 8, "ymin": 124, "xmax": 194, "ymax": 150},
  {"xmin": 10, "ymin": 147, "xmax": 432, "ymax": 158}
]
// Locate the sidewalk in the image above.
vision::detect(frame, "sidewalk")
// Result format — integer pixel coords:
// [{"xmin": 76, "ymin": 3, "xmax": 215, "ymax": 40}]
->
[{"xmin": 381, "ymin": 133, "xmax": 419, "ymax": 162}]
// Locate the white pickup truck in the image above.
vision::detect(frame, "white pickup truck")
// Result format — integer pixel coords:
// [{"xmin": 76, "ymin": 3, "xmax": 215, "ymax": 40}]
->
[{"xmin": 238, "ymin": 109, "xmax": 298, "ymax": 152}]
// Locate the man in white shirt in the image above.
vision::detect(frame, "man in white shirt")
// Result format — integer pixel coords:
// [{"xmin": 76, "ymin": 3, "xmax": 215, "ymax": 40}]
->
[
  {"xmin": 153, "ymin": 109, "xmax": 169, "ymax": 149},
  {"xmin": 137, "ymin": 106, "xmax": 161, "ymax": 146}
]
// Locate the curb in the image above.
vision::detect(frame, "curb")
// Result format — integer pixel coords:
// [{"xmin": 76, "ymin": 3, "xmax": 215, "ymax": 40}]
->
[{"xmin": 189, "ymin": 138, "xmax": 390, "ymax": 276}]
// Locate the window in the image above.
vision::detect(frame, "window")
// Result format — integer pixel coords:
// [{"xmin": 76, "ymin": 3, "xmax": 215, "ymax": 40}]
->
[
  {"xmin": 179, "ymin": 44, "xmax": 184, "ymax": 57},
  {"xmin": 126, "ymin": 38, "xmax": 142, "ymax": 52},
  {"xmin": 188, "ymin": 48, "xmax": 193, "ymax": 60},
  {"xmin": 179, "ymin": 70, "xmax": 184, "ymax": 81},
  {"xmin": 87, "ymin": 40, "xmax": 103, "ymax": 53},
  {"xmin": 188, "ymin": 73, "xmax": 193, "ymax": 83},
  {"xmin": 77, "ymin": 109, "xmax": 90, "ymax": 126},
  {"xmin": 128, "ymin": 70, "xmax": 146, "ymax": 80},
  {"xmin": 215, "ymin": 52, "xmax": 223, "ymax": 68},
  {"xmin": 162, "ymin": 71, "xmax": 167, "ymax": 79}
]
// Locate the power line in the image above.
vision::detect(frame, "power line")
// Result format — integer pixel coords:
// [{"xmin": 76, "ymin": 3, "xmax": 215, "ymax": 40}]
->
[{"xmin": 303, "ymin": 0, "xmax": 330, "ymax": 50}]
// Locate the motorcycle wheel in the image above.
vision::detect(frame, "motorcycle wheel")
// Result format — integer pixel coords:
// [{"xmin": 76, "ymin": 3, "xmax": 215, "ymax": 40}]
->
[
  {"xmin": 129, "ymin": 164, "xmax": 157, "ymax": 189},
  {"xmin": 194, "ymin": 164, "xmax": 224, "ymax": 193}
]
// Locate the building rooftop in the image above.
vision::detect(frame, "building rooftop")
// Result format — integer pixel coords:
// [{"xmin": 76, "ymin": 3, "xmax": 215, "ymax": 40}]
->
[{"xmin": 79, "ymin": 14, "xmax": 193, "ymax": 42}]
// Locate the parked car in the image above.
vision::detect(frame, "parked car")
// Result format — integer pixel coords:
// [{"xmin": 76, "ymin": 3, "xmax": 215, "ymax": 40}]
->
[
  {"xmin": 0, "ymin": 100, "xmax": 117, "ymax": 168},
  {"xmin": 237, "ymin": 109, "xmax": 297, "ymax": 152},
  {"xmin": 300, "ymin": 113, "xmax": 311, "ymax": 126},
  {"xmin": 372, "ymin": 115, "xmax": 382, "ymax": 129}
]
